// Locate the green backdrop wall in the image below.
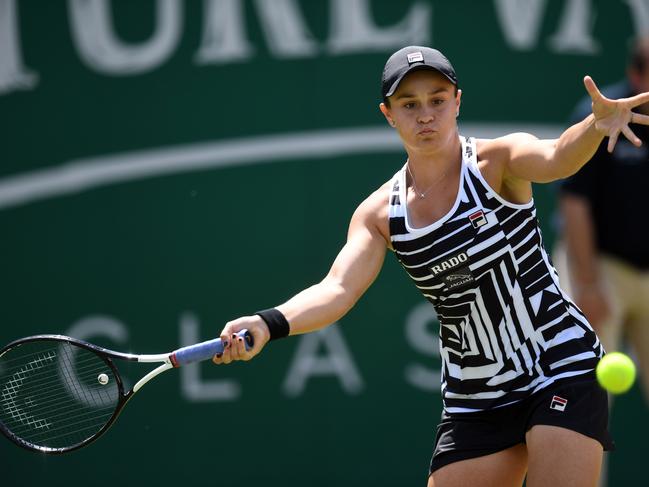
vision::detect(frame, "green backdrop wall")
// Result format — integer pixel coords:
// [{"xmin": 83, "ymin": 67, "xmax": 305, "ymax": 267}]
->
[{"xmin": 1, "ymin": 1, "xmax": 647, "ymax": 485}]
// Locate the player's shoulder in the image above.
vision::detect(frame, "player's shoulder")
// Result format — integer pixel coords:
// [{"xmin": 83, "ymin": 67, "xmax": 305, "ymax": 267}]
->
[
  {"xmin": 350, "ymin": 179, "xmax": 392, "ymax": 242},
  {"xmin": 354, "ymin": 180, "xmax": 392, "ymax": 220},
  {"xmin": 476, "ymin": 133, "xmax": 539, "ymax": 159}
]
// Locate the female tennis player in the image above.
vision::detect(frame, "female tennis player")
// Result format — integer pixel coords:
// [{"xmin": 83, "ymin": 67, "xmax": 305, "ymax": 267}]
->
[{"xmin": 213, "ymin": 46, "xmax": 649, "ymax": 487}]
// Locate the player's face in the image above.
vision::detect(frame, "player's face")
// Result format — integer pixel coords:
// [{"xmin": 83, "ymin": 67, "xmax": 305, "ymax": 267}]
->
[{"xmin": 381, "ymin": 70, "xmax": 461, "ymax": 153}]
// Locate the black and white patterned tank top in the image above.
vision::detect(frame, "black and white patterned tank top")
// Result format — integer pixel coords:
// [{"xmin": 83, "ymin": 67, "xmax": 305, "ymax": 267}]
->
[{"xmin": 388, "ymin": 136, "xmax": 603, "ymax": 413}]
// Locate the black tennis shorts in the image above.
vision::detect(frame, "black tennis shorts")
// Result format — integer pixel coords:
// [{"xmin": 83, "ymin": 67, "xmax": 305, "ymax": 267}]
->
[{"xmin": 429, "ymin": 376, "xmax": 614, "ymax": 474}]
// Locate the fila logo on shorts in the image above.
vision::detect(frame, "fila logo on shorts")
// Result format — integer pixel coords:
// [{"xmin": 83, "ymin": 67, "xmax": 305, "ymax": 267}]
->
[
  {"xmin": 469, "ymin": 210, "xmax": 487, "ymax": 229},
  {"xmin": 550, "ymin": 395, "xmax": 568, "ymax": 412}
]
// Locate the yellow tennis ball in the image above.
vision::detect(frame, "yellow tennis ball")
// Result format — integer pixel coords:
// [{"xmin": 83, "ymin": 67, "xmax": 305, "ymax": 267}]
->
[{"xmin": 596, "ymin": 352, "xmax": 636, "ymax": 394}]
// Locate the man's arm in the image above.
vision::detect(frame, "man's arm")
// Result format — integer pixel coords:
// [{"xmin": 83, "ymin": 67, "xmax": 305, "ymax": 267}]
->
[
  {"xmin": 559, "ymin": 192, "xmax": 610, "ymax": 328},
  {"xmin": 213, "ymin": 190, "xmax": 389, "ymax": 363}
]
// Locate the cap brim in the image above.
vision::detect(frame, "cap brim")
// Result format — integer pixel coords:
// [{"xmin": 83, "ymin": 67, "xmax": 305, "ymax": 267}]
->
[{"xmin": 384, "ymin": 65, "xmax": 456, "ymax": 98}]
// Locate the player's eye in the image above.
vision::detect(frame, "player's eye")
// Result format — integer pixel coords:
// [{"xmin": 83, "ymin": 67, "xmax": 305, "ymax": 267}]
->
[{"xmin": 403, "ymin": 102, "xmax": 416, "ymax": 109}]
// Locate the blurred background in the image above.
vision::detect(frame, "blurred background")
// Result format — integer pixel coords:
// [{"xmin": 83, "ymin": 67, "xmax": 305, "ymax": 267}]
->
[{"xmin": 0, "ymin": 1, "xmax": 646, "ymax": 485}]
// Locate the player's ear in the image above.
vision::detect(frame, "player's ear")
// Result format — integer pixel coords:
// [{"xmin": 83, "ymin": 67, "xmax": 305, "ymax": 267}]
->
[
  {"xmin": 379, "ymin": 102, "xmax": 396, "ymax": 127},
  {"xmin": 455, "ymin": 89, "xmax": 462, "ymax": 118}
]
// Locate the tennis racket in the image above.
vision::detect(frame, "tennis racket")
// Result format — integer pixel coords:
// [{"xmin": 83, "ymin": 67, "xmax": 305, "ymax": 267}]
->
[{"xmin": 0, "ymin": 330, "xmax": 252, "ymax": 454}]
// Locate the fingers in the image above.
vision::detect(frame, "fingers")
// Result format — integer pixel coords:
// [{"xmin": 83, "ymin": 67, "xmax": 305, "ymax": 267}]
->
[
  {"xmin": 225, "ymin": 333, "xmax": 245, "ymax": 360},
  {"xmin": 583, "ymin": 75, "xmax": 604, "ymax": 102},
  {"xmin": 622, "ymin": 125, "xmax": 642, "ymax": 147},
  {"xmin": 219, "ymin": 319, "xmax": 243, "ymax": 347},
  {"xmin": 213, "ymin": 332, "xmax": 248, "ymax": 364},
  {"xmin": 212, "ymin": 315, "xmax": 271, "ymax": 365},
  {"xmin": 212, "ymin": 333, "xmax": 243, "ymax": 364},
  {"xmin": 626, "ymin": 90, "xmax": 649, "ymax": 108},
  {"xmin": 585, "ymin": 74, "xmax": 649, "ymax": 150},
  {"xmin": 632, "ymin": 111, "xmax": 649, "ymax": 125},
  {"xmin": 607, "ymin": 129, "xmax": 620, "ymax": 153}
]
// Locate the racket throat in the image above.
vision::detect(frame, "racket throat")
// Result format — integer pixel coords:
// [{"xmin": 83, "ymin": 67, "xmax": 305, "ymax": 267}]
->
[{"xmin": 132, "ymin": 362, "xmax": 173, "ymax": 393}]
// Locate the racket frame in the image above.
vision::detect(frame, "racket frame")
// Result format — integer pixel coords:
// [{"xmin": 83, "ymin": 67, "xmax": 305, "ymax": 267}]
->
[
  {"xmin": 0, "ymin": 330, "xmax": 248, "ymax": 454},
  {"xmin": 0, "ymin": 334, "xmax": 167, "ymax": 454}
]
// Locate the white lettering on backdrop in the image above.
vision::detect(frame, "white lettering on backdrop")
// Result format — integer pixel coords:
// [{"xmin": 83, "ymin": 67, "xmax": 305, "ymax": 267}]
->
[
  {"xmin": 68, "ymin": 0, "xmax": 183, "ymax": 75},
  {"xmin": 2, "ymin": 0, "xmax": 638, "ymax": 95},
  {"xmin": 179, "ymin": 312, "xmax": 241, "ymax": 401},
  {"xmin": 63, "ymin": 305, "xmax": 441, "ymax": 402},
  {"xmin": 403, "ymin": 302, "xmax": 442, "ymax": 392},
  {"xmin": 283, "ymin": 323, "xmax": 364, "ymax": 397},
  {"xmin": 195, "ymin": 0, "xmax": 428, "ymax": 63},
  {"xmin": 0, "ymin": 0, "xmax": 38, "ymax": 95},
  {"xmin": 625, "ymin": 0, "xmax": 649, "ymax": 36}
]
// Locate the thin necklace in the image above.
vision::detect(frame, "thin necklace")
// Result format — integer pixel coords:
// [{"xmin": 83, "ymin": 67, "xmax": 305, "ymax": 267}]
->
[{"xmin": 406, "ymin": 162, "xmax": 437, "ymax": 199}]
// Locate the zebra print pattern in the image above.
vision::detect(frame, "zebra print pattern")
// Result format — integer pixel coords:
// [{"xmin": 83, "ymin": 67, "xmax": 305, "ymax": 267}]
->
[{"xmin": 389, "ymin": 136, "xmax": 603, "ymax": 413}]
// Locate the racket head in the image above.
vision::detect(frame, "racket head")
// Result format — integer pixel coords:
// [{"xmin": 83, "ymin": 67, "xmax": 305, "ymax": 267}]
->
[{"xmin": 0, "ymin": 335, "xmax": 128, "ymax": 454}]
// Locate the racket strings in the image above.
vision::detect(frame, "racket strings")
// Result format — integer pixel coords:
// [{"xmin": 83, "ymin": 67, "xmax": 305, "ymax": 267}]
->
[
  {"xmin": 9, "ymin": 405, "xmax": 117, "ymax": 441},
  {"xmin": 0, "ymin": 382, "xmax": 117, "ymax": 421},
  {"xmin": 0, "ymin": 341, "xmax": 120, "ymax": 449},
  {"xmin": 0, "ymin": 349, "xmax": 117, "ymax": 411},
  {"xmin": 6, "ymin": 405, "xmax": 115, "ymax": 434},
  {"xmin": 0, "ymin": 345, "xmax": 64, "ymax": 368},
  {"xmin": 0, "ymin": 390, "xmax": 116, "ymax": 432},
  {"xmin": 0, "ymin": 376, "xmax": 118, "ymax": 420},
  {"xmin": 0, "ymin": 354, "xmax": 115, "ymax": 395}
]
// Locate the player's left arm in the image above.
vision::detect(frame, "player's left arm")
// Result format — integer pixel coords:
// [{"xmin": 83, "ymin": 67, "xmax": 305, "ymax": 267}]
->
[{"xmin": 502, "ymin": 76, "xmax": 649, "ymax": 184}]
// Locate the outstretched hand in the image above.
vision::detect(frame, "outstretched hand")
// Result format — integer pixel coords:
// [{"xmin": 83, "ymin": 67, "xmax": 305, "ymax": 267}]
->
[
  {"xmin": 584, "ymin": 75, "xmax": 649, "ymax": 152},
  {"xmin": 212, "ymin": 315, "xmax": 271, "ymax": 364}
]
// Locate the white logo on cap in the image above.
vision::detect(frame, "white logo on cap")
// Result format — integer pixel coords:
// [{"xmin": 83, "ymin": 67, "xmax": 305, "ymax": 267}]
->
[{"xmin": 407, "ymin": 52, "xmax": 424, "ymax": 64}]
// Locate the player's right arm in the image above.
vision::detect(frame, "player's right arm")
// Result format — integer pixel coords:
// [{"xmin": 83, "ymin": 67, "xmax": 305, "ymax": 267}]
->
[{"xmin": 213, "ymin": 185, "xmax": 390, "ymax": 364}]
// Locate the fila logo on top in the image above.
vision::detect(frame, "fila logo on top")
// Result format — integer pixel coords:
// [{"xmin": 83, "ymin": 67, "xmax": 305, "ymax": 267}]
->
[
  {"xmin": 550, "ymin": 395, "xmax": 568, "ymax": 412},
  {"xmin": 465, "ymin": 138, "xmax": 473, "ymax": 158},
  {"xmin": 469, "ymin": 210, "xmax": 487, "ymax": 229}
]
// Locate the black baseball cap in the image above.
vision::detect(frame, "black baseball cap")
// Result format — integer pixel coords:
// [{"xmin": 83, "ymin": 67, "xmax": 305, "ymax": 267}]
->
[{"xmin": 381, "ymin": 46, "xmax": 458, "ymax": 100}]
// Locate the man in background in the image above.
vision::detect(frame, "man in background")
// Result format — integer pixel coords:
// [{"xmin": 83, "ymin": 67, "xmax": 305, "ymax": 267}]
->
[{"xmin": 555, "ymin": 37, "xmax": 649, "ymax": 405}]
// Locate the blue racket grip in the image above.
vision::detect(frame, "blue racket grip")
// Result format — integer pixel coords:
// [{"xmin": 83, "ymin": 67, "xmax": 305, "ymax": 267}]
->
[{"xmin": 170, "ymin": 329, "xmax": 253, "ymax": 367}]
